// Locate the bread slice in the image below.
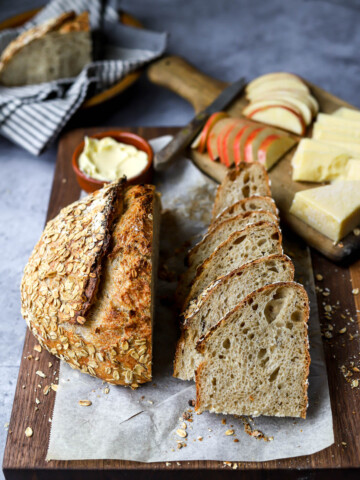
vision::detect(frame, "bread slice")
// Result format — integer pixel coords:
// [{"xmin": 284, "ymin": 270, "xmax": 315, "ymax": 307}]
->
[
  {"xmin": 21, "ymin": 183, "xmax": 161, "ymax": 387},
  {"xmin": 212, "ymin": 163, "xmax": 271, "ymax": 221},
  {"xmin": 195, "ymin": 282, "xmax": 310, "ymax": 418},
  {"xmin": 210, "ymin": 196, "xmax": 278, "ymax": 231},
  {"xmin": 0, "ymin": 11, "xmax": 91, "ymax": 86},
  {"xmin": 183, "ymin": 221, "xmax": 283, "ymax": 309},
  {"xmin": 173, "ymin": 255, "xmax": 294, "ymax": 380}
]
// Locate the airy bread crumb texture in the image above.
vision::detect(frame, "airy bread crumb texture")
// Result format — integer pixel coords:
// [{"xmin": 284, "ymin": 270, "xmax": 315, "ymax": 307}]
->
[
  {"xmin": 195, "ymin": 282, "xmax": 310, "ymax": 418},
  {"xmin": 174, "ymin": 255, "xmax": 294, "ymax": 380}
]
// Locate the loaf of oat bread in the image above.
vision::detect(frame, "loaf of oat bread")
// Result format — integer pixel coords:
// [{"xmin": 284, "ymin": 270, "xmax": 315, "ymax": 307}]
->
[
  {"xmin": 211, "ymin": 164, "xmax": 271, "ymax": 221},
  {"xmin": 174, "ymin": 254, "xmax": 294, "ymax": 380},
  {"xmin": 21, "ymin": 181, "xmax": 160, "ymax": 388},
  {"xmin": 182, "ymin": 221, "xmax": 283, "ymax": 309},
  {"xmin": 195, "ymin": 282, "xmax": 310, "ymax": 418}
]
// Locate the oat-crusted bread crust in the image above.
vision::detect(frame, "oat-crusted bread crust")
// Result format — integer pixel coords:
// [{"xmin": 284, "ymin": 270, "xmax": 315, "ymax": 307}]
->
[
  {"xmin": 173, "ymin": 254, "xmax": 295, "ymax": 380},
  {"xmin": 212, "ymin": 163, "xmax": 271, "ymax": 221},
  {"xmin": 195, "ymin": 282, "xmax": 310, "ymax": 418},
  {"xmin": 21, "ymin": 182, "xmax": 161, "ymax": 387},
  {"xmin": 183, "ymin": 221, "xmax": 283, "ymax": 309},
  {"xmin": 210, "ymin": 196, "xmax": 278, "ymax": 232}
]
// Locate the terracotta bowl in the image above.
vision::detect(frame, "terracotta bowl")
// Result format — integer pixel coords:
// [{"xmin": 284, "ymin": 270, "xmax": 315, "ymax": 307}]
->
[{"xmin": 72, "ymin": 130, "xmax": 154, "ymax": 193}]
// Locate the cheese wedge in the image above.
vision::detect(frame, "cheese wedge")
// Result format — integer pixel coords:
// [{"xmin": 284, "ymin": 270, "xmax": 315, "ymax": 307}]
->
[
  {"xmin": 316, "ymin": 113, "xmax": 360, "ymax": 130},
  {"xmin": 290, "ymin": 182, "xmax": 360, "ymax": 242},
  {"xmin": 313, "ymin": 124, "xmax": 360, "ymax": 143},
  {"xmin": 332, "ymin": 107, "xmax": 360, "ymax": 123},
  {"xmin": 292, "ymin": 150, "xmax": 351, "ymax": 182},
  {"xmin": 291, "ymin": 138, "xmax": 352, "ymax": 166},
  {"xmin": 333, "ymin": 159, "xmax": 360, "ymax": 181}
]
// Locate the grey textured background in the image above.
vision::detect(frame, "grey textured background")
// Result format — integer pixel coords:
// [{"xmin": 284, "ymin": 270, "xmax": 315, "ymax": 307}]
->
[{"xmin": 1, "ymin": 0, "xmax": 359, "ymax": 474}]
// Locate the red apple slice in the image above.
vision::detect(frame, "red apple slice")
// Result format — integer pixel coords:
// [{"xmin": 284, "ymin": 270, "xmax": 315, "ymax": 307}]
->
[
  {"xmin": 247, "ymin": 78, "xmax": 309, "ymax": 99},
  {"xmin": 249, "ymin": 89, "xmax": 319, "ymax": 115},
  {"xmin": 246, "ymin": 72, "xmax": 305, "ymax": 93},
  {"xmin": 216, "ymin": 119, "xmax": 246, "ymax": 166},
  {"xmin": 244, "ymin": 104, "xmax": 306, "ymax": 135},
  {"xmin": 245, "ymin": 96, "xmax": 312, "ymax": 125},
  {"xmin": 233, "ymin": 124, "xmax": 261, "ymax": 165},
  {"xmin": 207, "ymin": 118, "xmax": 237, "ymax": 161},
  {"xmin": 196, "ymin": 111, "xmax": 229, "ymax": 153},
  {"xmin": 220, "ymin": 119, "xmax": 250, "ymax": 167},
  {"xmin": 257, "ymin": 134, "xmax": 297, "ymax": 170},
  {"xmin": 244, "ymin": 127, "xmax": 283, "ymax": 163}
]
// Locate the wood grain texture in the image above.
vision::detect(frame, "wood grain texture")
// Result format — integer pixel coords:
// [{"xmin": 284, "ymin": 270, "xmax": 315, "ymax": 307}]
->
[
  {"xmin": 148, "ymin": 56, "xmax": 360, "ymax": 261},
  {"xmin": 3, "ymin": 127, "xmax": 360, "ymax": 480}
]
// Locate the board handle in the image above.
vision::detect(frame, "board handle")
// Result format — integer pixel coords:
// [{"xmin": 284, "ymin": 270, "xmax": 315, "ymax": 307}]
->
[{"xmin": 147, "ymin": 56, "xmax": 226, "ymax": 113}]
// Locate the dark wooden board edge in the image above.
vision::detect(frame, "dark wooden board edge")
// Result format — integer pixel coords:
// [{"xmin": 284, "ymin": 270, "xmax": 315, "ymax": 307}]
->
[{"xmin": 3, "ymin": 127, "xmax": 360, "ymax": 478}]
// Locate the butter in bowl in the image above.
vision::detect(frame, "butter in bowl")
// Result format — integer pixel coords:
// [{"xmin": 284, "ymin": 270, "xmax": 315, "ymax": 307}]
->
[{"xmin": 72, "ymin": 131, "xmax": 153, "ymax": 192}]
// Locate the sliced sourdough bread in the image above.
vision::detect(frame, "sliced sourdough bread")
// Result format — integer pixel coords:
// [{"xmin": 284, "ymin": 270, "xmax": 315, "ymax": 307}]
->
[
  {"xmin": 183, "ymin": 221, "xmax": 283, "ymax": 309},
  {"xmin": 210, "ymin": 196, "xmax": 278, "ymax": 231},
  {"xmin": 212, "ymin": 163, "xmax": 271, "ymax": 221},
  {"xmin": 173, "ymin": 254, "xmax": 294, "ymax": 380},
  {"xmin": 195, "ymin": 282, "xmax": 310, "ymax": 418},
  {"xmin": 177, "ymin": 211, "xmax": 278, "ymax": 303}
]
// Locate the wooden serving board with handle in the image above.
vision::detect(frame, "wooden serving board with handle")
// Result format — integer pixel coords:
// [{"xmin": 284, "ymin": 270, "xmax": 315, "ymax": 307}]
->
[
  {"xmin": 3, "ymin": 126, "xmax": 360, "ymax": 479},
  {"xmin": 148, "ymin": 56, "xmax": 360, "ymax": 262}
]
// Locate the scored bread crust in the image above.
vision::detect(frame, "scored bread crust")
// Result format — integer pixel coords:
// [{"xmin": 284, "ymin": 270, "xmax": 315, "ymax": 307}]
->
[
  {"xmin": 210, "ymin": 195, "xmax": 278, "ymax": 231},
  {"xmin": 212, "ymin": 164, "xmax": 271, "ymax": 221},
  {"xmin": 195, "ymin": 282, "xmax": 310, "ymax": 418},
  {"xmin": 182, "ymin": 221, "xmax": 283, "ymax": 309},
  {"xmin": 21, "ymin": 183, "xmax": 160, "ymax": 387}
]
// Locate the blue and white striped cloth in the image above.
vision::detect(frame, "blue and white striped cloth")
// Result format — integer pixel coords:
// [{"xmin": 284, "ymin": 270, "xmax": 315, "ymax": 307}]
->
[{"xmin": 0, "ymin": 0, "xmax": 167, "ymax": 155}]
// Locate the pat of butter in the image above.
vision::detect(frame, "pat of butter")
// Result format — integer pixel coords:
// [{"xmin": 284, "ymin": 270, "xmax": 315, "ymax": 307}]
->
[
  {"xmin": 290, "ymin": 182, "xmax": 360, "ymax": 242},
  {"xmin": 78, "ymin": 136, "xmax": 148, "ymax": 182}
]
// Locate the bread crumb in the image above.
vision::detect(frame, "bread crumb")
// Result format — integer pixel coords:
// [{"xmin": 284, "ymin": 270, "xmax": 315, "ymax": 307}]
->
[
  {"xmin": 79, "ymin": 400, "xmax": 92, "ymax": 406},
  {"xmin": 25, "ymin": 427, "xmax": 33, "ymax": 437},
  {"xmin": 225, "ymin": 429, "xmax": 234, "ymax": 436},
  {"xmin": 35, "ymin": 370, "xmax": 46, "ymax": 378},
  {"xmin": 34, "ymin": 345, "xmax": 42, "ymax": 353}
]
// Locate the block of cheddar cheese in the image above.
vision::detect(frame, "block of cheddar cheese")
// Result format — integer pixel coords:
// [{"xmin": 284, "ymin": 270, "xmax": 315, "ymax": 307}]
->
[{"xmin": 290, "ymin": 182, "xmax": 360, "ymax": 242}]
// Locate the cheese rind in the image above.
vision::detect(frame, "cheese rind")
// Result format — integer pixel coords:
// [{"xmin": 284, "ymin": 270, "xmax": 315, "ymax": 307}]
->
[{"xmin": 290, "ymin": 182, "xmax": 360, "ymax": 242}]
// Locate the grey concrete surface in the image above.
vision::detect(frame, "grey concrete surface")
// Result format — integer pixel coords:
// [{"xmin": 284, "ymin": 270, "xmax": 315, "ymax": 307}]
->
[{"xmin": 1, "ymin": 0, "xmax": 360, "ymax": 475}]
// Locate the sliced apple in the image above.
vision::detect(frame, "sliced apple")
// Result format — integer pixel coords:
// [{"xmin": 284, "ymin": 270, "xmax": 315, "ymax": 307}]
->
[
  {"xmin": 257, "ymin": 135, "xmax": 297, "ymax": 170},
  {"xmin": 244, "ymin": 127, "xmax": 287, "ymax": 163},
  {"xmin": 246, "ymin": 72, "xmax": 305, "ymax": 93},
  {"xmin": 207, "ymin": 118, "xmax": 237, "ymax": 161},
  {"xmin": 217, "ymin": 119, "xmax": 247, "ymax": 167},
  {"xmin": 249, "ymin": 89, "xmax": 319, "ymax": 116},
  {"xmin": 244, "ymin": 98, "xmax": 311, "ymax": 126},
  {"xmin": 243, "ymin": 104, "xmax": 306, "ymax": 135},
  {"xmin": 233, "ymin": 124, "xmax": 261, "ymax": 165},
  {"xmin": 195, "ymin": 111, "xmax": 228, "ymax": 153},
  {"xmin": 246, "ymin": 78, "xmax": 309, "ymax": 100}
]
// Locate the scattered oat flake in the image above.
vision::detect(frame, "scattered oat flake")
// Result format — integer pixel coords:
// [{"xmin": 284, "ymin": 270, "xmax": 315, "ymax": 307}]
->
[
  {"xmin": 79, "ymin": 400, "xmax": 92, "ymax": 406},
  {"xmin": 351, "ymin": 379, "xmax": 359, "ymax": 388},
  {"xmin": 339, "ymin": 328, "xmax": 347, "ymax": 334},
  {"xmin": 51, "ymin": 384, "xmax": 58, "ymax": 392},
  {"xmin": 48, "ymin": 362, "xmax": 53, "ymax": 368},
  {"xmin": 324, "ymin": 305, "xmax": 332, "ymax": 312},
  {"xmin": 36, "ymin": 370, "xmax": 46, "ymax": 378},
  {"xmin": 35, "ymin": 398, "xmax": 40, "ymax": 404},
  {"xmin": 104, "ymin": 388, "xmax": 110, "ymax": 394},
  {"xmin": 181, "ymin": 422, "xmax": 187, "ymax": 430},
  {"xmin": 34, "ymin": 345, "xmax": 42, "ymax": 353},
  {"xmin": 352, "ymin": 288, "xmax": 359, "ymax": 295},
  {"xmin": 341, "ymin": 441, "xmax": 347, "ymax": 446},
  {"xmin": 166, "ymin": 462, "xmax": 171, "ymax": 467},
  {"xmin": 225, "ymin": 429, "xmax": 234, "ymax": 436},
  {"xmin": 176, "ymin": 428, "xmax": 187, "ymax": 438},
  {"xmin": 43, "ymin": 385, "xmax": 50, "ymax": 395},
  {"xmin": 25, "ymin": 427, "xmax": 33, "ymax": 437},
  {"xmin": 324, "ymin": 331, "xmax": 333, "ymax": 339},
  {"xmin": 353, "ymin": 228, "xmax": 360, "ymax": 236},
  {"xmin": 315, "ymin": 274, "xmax": 323, "ymax": 281}
]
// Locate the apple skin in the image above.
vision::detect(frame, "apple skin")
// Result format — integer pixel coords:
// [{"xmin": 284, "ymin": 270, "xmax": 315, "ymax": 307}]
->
[
  {"xmin": 257, "ymin": 134, "xmax": 281, "ymax": 165},
  {"xmin": 217, "ymin": 119, "xmax": 245, "ymax": 167},
  {"xmin": 243, "ymin": 127, "xmax": 264, "ymax": 163},
  {"xmin": 207, "ymin": 118, "xmax": 237, "ymax": 161},
  {"xmin": 198, "ymin": 112, "xmax": 228, "ymax": 153},
  {"xmin": 233, "ymin": 125, "xmax": 258, "ymax": 166},
  {"xmin": 246, "ymin": 105, "xmax": 306, "ymax": 136}
]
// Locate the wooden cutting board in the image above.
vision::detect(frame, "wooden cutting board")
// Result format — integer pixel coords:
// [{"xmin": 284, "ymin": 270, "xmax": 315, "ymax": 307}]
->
[
  {"xmin": 148, "ymin": 56, "xmax": 360, "ymax": 262},
  {"xmin": 3, "ymin": 126, "xmax": 360, "ymax": 479}
]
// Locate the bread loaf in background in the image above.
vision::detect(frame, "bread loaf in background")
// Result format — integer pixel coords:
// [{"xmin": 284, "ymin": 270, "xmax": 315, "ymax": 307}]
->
[
  {"xmin": 0, "ymin": 11, "xmax": 92, "ymax": 86},
  {"xmin": 21, "ymin": 181, "xmax": 161, "ymax": 388}
]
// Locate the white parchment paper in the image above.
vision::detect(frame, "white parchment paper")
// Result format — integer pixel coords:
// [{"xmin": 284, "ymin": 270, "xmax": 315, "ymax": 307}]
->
[{"xmin": 46, "ymin": 136, "xmax": 334, "ymax": 462}]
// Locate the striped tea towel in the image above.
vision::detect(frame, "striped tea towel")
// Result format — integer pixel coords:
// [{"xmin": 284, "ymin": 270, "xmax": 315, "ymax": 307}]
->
[{"xmin": 0, "ymin": 0, "xmax": 167, "ymax": 155}]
